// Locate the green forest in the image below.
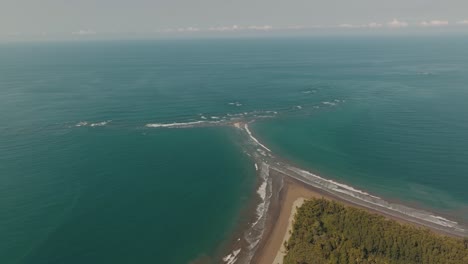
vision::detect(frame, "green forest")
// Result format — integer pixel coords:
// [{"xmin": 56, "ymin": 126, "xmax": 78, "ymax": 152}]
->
[{"xmin": 283, "ymin": 198, "xmax": 468, "ymax": 264}]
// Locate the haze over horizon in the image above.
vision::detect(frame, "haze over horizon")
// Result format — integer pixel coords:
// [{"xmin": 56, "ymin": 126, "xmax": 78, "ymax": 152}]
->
[{"xmin": 1, "ymin": 0, "xmax": 468, "ymax": 41}]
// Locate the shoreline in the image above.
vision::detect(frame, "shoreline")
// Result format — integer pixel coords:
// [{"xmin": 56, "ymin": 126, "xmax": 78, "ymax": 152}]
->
[
  {"xmin": 220, "ymin": 121, "xmax": 467, "ymax": 264},
  {"xmin": 254, "ymin": 176, "xmax": 467, "ymax": 264},
  {"xmin": 167, "ymin": 121, "xmax": 468, "ymax": 264},
  {"xmin": 255, "ymin": 179, "xmax": 318, "ymax": 264}
]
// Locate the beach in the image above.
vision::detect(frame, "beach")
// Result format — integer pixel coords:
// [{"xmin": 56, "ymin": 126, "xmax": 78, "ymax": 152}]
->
[
  {"xmin": 253, "ymin": 176, "xmax": 345, "ymax": 264},
  {"xmin": 217, "ymin": 121, "xmax": 468, "ymax": 264},
  {"xmin": 252, "ymin": 174, "xmax": 467, "ymax": 264},
  {"xmin": 254, "ymin": 180, "xmax": 319, "ymax": 264}
]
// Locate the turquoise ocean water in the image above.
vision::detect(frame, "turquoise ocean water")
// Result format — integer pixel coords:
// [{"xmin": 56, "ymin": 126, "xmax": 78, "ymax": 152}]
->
[{"xmin": 1, "ymin": 36, "xmax": 468, "ymax": 263}]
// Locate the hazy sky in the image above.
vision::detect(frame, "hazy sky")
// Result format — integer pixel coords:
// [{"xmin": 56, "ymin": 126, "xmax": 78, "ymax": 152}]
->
[{"xmin": 1, "ymin": 0, "xmax": 468, "ymax": 39}]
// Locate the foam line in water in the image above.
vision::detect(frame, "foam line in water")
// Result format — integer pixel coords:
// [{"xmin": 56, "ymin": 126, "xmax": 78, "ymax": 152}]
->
[
  {"xmin": 279, "ymin": 165, "xmax": 464, "ymax": 232},
  {"xmin": 228, "ymin": 102, "xmax": 243, "ymax": 107},
  {"xmin": 244, "ymin": 124, "xmax": 271, "ymax": 152},
  {"xmin": 75, "ymin": 120, "xmax": 111, "ymax": 127},
  {"xmin": 90, "ymin": 120, "xmax": 111, "ymax": 127},
  {"xmin": 243, "ymin": 122, "xmax": 466, "ymax": 236},
  {"xmin": 223, "ymin": 249, "xmax": 241, "ymax": 264},
  {"xmin": 229, "ymin": 161, "xmax": 273, "ymax": 264},
  {"xmin": 75, "ymin": 121, "xmax": 88, "ymax": 127},
  {"xmin": 322, "ymin": 101, "xmax": 337, "ymax": 106},
  {"xmin": 145, "ymin": 121, "xmax": 211, "ymax": 128}
]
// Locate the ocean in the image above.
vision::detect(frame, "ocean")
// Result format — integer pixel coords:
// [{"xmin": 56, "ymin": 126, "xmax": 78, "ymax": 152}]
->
[{"xmin": 1, "ymin": 36, "xmax": 468, "ymax": 263}]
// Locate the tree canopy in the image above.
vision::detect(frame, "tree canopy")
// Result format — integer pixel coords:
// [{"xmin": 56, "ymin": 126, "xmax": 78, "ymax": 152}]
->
[{"xmin": 284, "ymin": 198, "xmax": 468, "ymax": 264}]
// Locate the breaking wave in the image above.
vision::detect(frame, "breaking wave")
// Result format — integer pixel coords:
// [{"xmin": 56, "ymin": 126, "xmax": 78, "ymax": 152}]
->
[
  {"xmin": 269, "ymin": 161, "xmax": 466, "ymax": 234},
  {"xmin": 75, "ymin": 121, "xmax": 88, "ymax": 127},
  {"xmin": 90, "ymin": 120, "xmax": 111, "ymax": 127},
  {"xmin": 75, "ymin": 120, "xmax": 111, "ymax": 127},
  {"xmin": 228, "ymin": 102, "xmax": 243, "ymax": 107},
  {"xmin": 144, "ymin": 110, "xmax": 280, "ymax": 131},
  {"xmin": 244, "ymin": 162, "xmax": 273, "ymax": 261},
  {"xmin": 145, "ymin": 121, "xmax": 215, "ymax": 128},
  {"xmin": 222, "ymin": 113, "xmax": 466, "ymax": 264},
  {"xmin": 223, "ymin": 249, "xmax": 241, "ymax": 264},
  {"xmin": 244, "ymin": 124, "xmax": 271, "ymax": 152}
]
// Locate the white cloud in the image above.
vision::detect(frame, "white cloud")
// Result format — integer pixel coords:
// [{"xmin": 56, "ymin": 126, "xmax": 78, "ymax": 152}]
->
[
  {"xmin": 207, "ymin": 25, "xmax": 273, "ymax": 32},
  {"xmin": 387, "ymin": 19, "xmax": 409, "ymax": 28},
  {"xmin": 337, "ymin": 22, "xmax": 383, "ymax": 29},
  {"xmin": 338, "ymin": 23, "xmax": 356, "ymax": 28},
  {"xmin": 457, "ymin": 20, "xmax": 468, "ymax": 25},
  {"xmin": 285, "ymin": 25, "xmax": 307, "ymax": 30},
  {"xmin": 159, "ymin": 28, "xmax": 174, "ymax": 33},
  {"xmin": 73, "ymin": 29, "xmax": 96, "ymax": 35},
  {"xmin": 208, "ymin": 25, "xmax": 240, "ymax": 32},
  {"xmin": 368, "ymin": 22, "xmax": 383, "ymax": 28},
  {"xmin": 247, "ymin": 25, "xmax": 272, "ymax": 31},
  {"xmin": 338, "ymin": 20, "xmax": 401, "ymax": 29},
  {"xmin": 420, "ymin": 20, "xmax": 449, "ymax": 27},
  {"xmin": 178, "ymin": 27, "xmax": 200, "ymax": 32},
  {"xmin": 159, "ymin": 27, "xmax": 200, "ymax": 33}
]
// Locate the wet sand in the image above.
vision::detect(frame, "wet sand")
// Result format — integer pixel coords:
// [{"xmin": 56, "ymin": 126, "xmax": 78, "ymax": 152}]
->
[
  {"xmin": 255, "ymin": 178, "xmax": 325, "ymax": 264},
  {"xmin": 220, "ymin": 122, "xmax": 466, "ymax": 264},
  {"xmin": 253, "ymin": 176, "xmax": 465, "ymax": 264}
]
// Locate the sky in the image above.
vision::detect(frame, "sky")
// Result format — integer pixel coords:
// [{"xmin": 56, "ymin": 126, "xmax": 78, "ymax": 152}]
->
[{"xmin": 1, "ymin": 0, "xmax": 468, "ymax": 40}]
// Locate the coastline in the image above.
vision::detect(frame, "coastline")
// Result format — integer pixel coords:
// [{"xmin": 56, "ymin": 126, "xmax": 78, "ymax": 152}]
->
[
  {"xmin": 253, "ymin": 176, "xmax": 467, "ymax": 264},
  {"xmin": 143, "ymin": 121, "xmax": 467, "ymax": 264},
  {"xmin": 255, "ymin": 179, "xmax": 319, "ymax": 264},
  {"xmin": 218, "ymin": 121, "xmax": 467, "ymax": 264}
]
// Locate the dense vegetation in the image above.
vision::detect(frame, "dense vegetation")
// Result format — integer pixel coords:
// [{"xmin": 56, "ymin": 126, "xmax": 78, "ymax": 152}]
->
[{"xmin": 284, "ymin": 198, "xmax": 468, "ymax": 264}]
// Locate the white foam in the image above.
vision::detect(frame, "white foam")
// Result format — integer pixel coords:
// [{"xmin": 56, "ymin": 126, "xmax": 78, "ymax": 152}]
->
[
  {"xmin": 245, "ymin": 162, "xmax": 273, "ymax": 258},
  {"xmin": 279, "ymin": 165, "xmax": 464, "ymax": 231},
  {"xmin": 295, "ymin": 105, "xmax": 302, "ymax": 109},
  {"xmin": 200, "ymin": 115, "xmax": 207, "ymax": 120},
  {"xmin": 211, "ymin": 116, "xmax": 220, "ymax": 119},
  {"xmin": 252, "ymin": 115, "xmax": 275, "ymax": 119},
  {"xmin": 90, "ymin": 120, "xmax": 111, "ymax": 127},
  {"xmin": 75, "ymin": 121, "xmax": 88, "ymax": 127},
  {"xmin": 223, "ymin": 249, "xmax": 241, "ymax": 264},
  {"xmin": 251, "ymin": 163, "xmax": 270, "ymax": 228},
  {"xmin": 248, "ymin": 239, "xmax": 261, "ymax": 251},
  {"xmin": 251, "ymin": 180, "xmax": 268, "ymax": 229},
  {"xmin": 228, "ymin": 113, "xmax": 245, "ymax": 118},
  {"xmin": 257, "ymin": 179, "xmax": 267, "ymax": 202},
  {"xmin": 254, "ymin": 163, "xmax": 258, "ymax": 171},
  {"xmin": 145, "ymin": 121, "xmax": 207, "ymax": 128},
  {"xmin": 76, "ymin": 120, "xmax": 111, "ymax": 127},
  {"xmin": 322, "ymin": 101, "xmax": 337, "ymax": 106},
  {"xmin": 244, "ymin": 124, "xmax": 271, "ymax": 152},
  {"xmin": 288, "ymin": 167, "xmax": 379, "ymax": 199},
  {"xmin": 257, "ymin": 149, "xmax": 267, "ymax": 157},
  {"xmin": 229, "ymin": 102, "xmax": 243, "ymax": 107}
]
